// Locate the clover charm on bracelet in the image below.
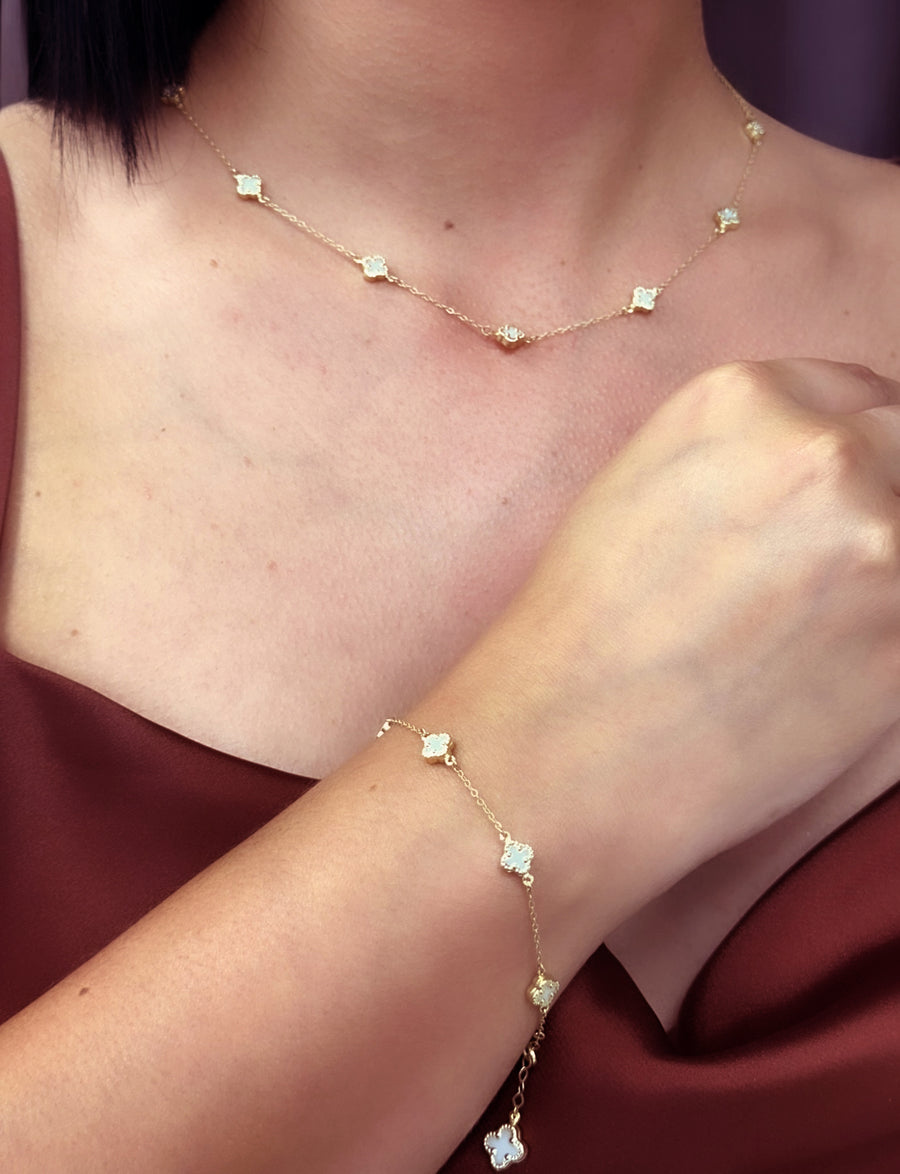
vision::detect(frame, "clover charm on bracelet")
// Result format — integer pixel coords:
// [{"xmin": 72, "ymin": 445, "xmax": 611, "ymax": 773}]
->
[
  {"xmin": 484, "ymin": 1123, "xmax": 527, "ymax": 1170},
  {"xmin": 375, "ymin": 717, "xmax": 550, "ymax": 1171},
  {"xmin": 421, "ymin": 732, "xmax": 454, "ymax": 763}
]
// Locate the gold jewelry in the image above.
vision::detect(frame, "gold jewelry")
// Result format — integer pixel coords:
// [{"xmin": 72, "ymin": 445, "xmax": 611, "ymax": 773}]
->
[
  {"xmin": 162, "ymin": 80, "xmax": 763, "ymax": 352},
  {"xmin": 376, "ymin": 719, "xmax": 553, "ymax": 1170},
  {"xmin": 162, "ymin": 80, "xmax": 763, "ymax": 351}
]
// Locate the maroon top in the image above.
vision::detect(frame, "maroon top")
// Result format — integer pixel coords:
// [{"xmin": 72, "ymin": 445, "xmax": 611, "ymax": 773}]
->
[{"xmin": 1, "ymin": 153, "xmax": 898, "ymax": 1172}]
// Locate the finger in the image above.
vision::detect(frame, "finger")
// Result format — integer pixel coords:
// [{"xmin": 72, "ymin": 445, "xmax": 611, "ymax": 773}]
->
[
  {"xmin": 758, "ymin": 358, "xmax": 900, "ymax": 414},
  {"xmin": 850, "ymin": 404, "xmax": 900, "ymax": 494}
]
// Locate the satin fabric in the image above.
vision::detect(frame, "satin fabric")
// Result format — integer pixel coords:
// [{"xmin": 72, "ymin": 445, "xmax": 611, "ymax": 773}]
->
[{"xmin": 1, "ymin": 155, "xmax": 898, "ymax": 1171}]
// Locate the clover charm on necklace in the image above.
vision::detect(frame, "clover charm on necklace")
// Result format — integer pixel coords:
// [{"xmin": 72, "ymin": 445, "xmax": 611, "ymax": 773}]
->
[
  {"xmin": 484, "ymin": 1123, "xmax": 527, "ymax": 1170},
  {"xmin": 234, "ymin": 173, "xmax": 263, "ymax": 200},
  {"xmin": 360, "ymin": 255, "xmax": 390, "ymax": 281},
  {"xmin": 628, "ymin": 286, "xmax": 660, "ymax": 314}
]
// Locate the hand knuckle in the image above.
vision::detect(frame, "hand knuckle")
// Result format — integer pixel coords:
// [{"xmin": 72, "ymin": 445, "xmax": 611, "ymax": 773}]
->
[
  {"xmin": 797, "ymin": 424, "xmax": 865, "ymax": 483},
  {"xmin": 677, "ymin": 362, "xmax": 779, "ymax": 430},
  {"xmin": 850, "ymin": 516, "xmax": 900, "ymax": 574},
  {"xmin": 692, "ymin": 360, "xmax": 774, "ymax": 402}
]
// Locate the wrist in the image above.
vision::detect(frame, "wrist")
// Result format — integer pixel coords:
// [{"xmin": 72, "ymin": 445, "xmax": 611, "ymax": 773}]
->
[{"xmin": 406, "ymin": 615, "xmax": 682, "ymax": 975}]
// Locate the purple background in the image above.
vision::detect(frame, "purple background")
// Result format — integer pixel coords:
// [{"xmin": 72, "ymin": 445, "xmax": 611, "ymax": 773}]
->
[
  {"xmin": 705, "ymin": 0, "xmax": 900, "ymax": 158},
  {"xmin": 1, "ymin": 1, "xmax": 899, "ymax": 157}
]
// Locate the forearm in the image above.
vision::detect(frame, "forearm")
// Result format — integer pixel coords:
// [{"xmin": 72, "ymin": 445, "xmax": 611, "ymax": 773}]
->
[{"xmin": 0, "ymin": 657, "xmax": 646, "ymax": 1173}]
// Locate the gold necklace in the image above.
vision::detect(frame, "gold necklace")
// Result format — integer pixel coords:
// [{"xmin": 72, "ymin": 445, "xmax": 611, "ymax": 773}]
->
[{"xmin": 162, "ymin": 79, "xmax": 764, "ymax": 350}]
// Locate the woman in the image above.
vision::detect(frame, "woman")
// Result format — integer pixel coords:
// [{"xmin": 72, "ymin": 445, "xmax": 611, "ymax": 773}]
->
[{"xmin": 0, "ymin": 0, "xmax": 899, "ymax": 1168}]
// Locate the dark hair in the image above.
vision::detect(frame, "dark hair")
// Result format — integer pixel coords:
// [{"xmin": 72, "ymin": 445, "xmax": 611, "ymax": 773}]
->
[{"xmin": 26, "ymin": 0, "xmax": 224, "ymax": 171}]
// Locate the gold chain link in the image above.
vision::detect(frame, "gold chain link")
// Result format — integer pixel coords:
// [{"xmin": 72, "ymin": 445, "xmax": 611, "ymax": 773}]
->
[{"xmin": 510, "ymin": 1023, "xmax": 546, "ymax": 1126}]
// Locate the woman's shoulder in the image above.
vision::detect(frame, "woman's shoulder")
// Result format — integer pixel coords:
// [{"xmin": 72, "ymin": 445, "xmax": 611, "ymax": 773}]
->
[
  {"xmin": 0, "ymin": 102, "xmax": 71, "ymax": 257},
  {"xmin": 0, "ymin": 101, "xmax": 145, "ymax": 250},
  {"xmin": 818, "ymin": 135, "xmax": 900, "ymax": 368},
  {"xmin": 802, "ymin": 126, "xmax": 900, "ymax": 264},
  {"xmin": 768, "ymin": 115, "xmax": 900, "ymax": 228},
  {"xmin": 748, "ymin": 119, "xmax": 900, "ymax": 373},
  {"xmin": 0, "ymin": 101, "xmax": 55, "ymax": 183}
]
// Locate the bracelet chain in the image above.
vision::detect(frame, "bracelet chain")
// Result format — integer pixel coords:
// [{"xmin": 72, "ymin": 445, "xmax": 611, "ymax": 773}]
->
[{"xmin": 377, "ymin": 717, "xmax": 555, "ymax": 1170}]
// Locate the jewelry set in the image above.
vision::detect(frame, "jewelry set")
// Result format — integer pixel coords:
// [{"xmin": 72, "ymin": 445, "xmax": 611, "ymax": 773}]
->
[{"xmin": 162, "ymin": 75, "xmax": 765, "ymax": 1168}]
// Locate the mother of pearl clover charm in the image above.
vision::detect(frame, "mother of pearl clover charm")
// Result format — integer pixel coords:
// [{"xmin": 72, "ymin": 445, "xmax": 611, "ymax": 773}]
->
[
  {"xmin": 484, "ymin": 1123, "xmax": 527, "ymax": 1170},
  {"xmin": 234, "ymin": 173, "xmax": 262, "ymax": 200},
  {"xmin": 421, "ymin": 732, "xmax": 454, "ymax": 764},
  {"xmin": 360, "ymin": 255, "xmax": 390, "ymax": 281},
  {"xmin": 628, "ymin": 286, "xmax": 659, "ymax": 314},
  {"xmin": 500, "ymin": 835, "xmax": 534, "ymax": 877}
]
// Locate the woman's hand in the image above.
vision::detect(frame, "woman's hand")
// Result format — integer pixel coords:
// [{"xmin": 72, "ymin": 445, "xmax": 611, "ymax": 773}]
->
[{"xmin": 444, "ymin": 359, "xmax": 900, "ymax": 926}]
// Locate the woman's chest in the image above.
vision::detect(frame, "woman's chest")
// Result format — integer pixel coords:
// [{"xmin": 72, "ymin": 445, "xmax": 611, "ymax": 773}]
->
[
  {"xmin": 3, "ymin": 299, "xmax": 671, "ymax": 775},
  {"xmin": 5, "ymin": 225, "xmax": 900, "ymax": 769}
]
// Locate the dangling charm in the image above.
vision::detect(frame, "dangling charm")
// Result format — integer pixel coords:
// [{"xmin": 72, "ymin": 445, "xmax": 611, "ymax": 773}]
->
[{"xmin": 484, "ymin": 1122, "xmax": 527, "ymax": 1170}]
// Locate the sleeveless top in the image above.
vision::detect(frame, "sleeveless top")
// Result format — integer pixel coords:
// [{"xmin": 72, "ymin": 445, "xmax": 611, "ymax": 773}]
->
[{"xmin": 1, "ymin": 152, "xmax": 899, "ymax": 1172}]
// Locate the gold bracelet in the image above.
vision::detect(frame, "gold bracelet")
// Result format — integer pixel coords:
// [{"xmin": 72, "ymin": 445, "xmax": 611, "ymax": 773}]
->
[{"xmin": 377, "ymin": 718, "xmax": 558, "ymax": 1171}]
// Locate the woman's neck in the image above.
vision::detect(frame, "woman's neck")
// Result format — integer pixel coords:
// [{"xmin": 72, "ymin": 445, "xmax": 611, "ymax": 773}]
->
[{"xmin": 183, "ymin": 0, "xmax": 744, "ymax": 313}]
